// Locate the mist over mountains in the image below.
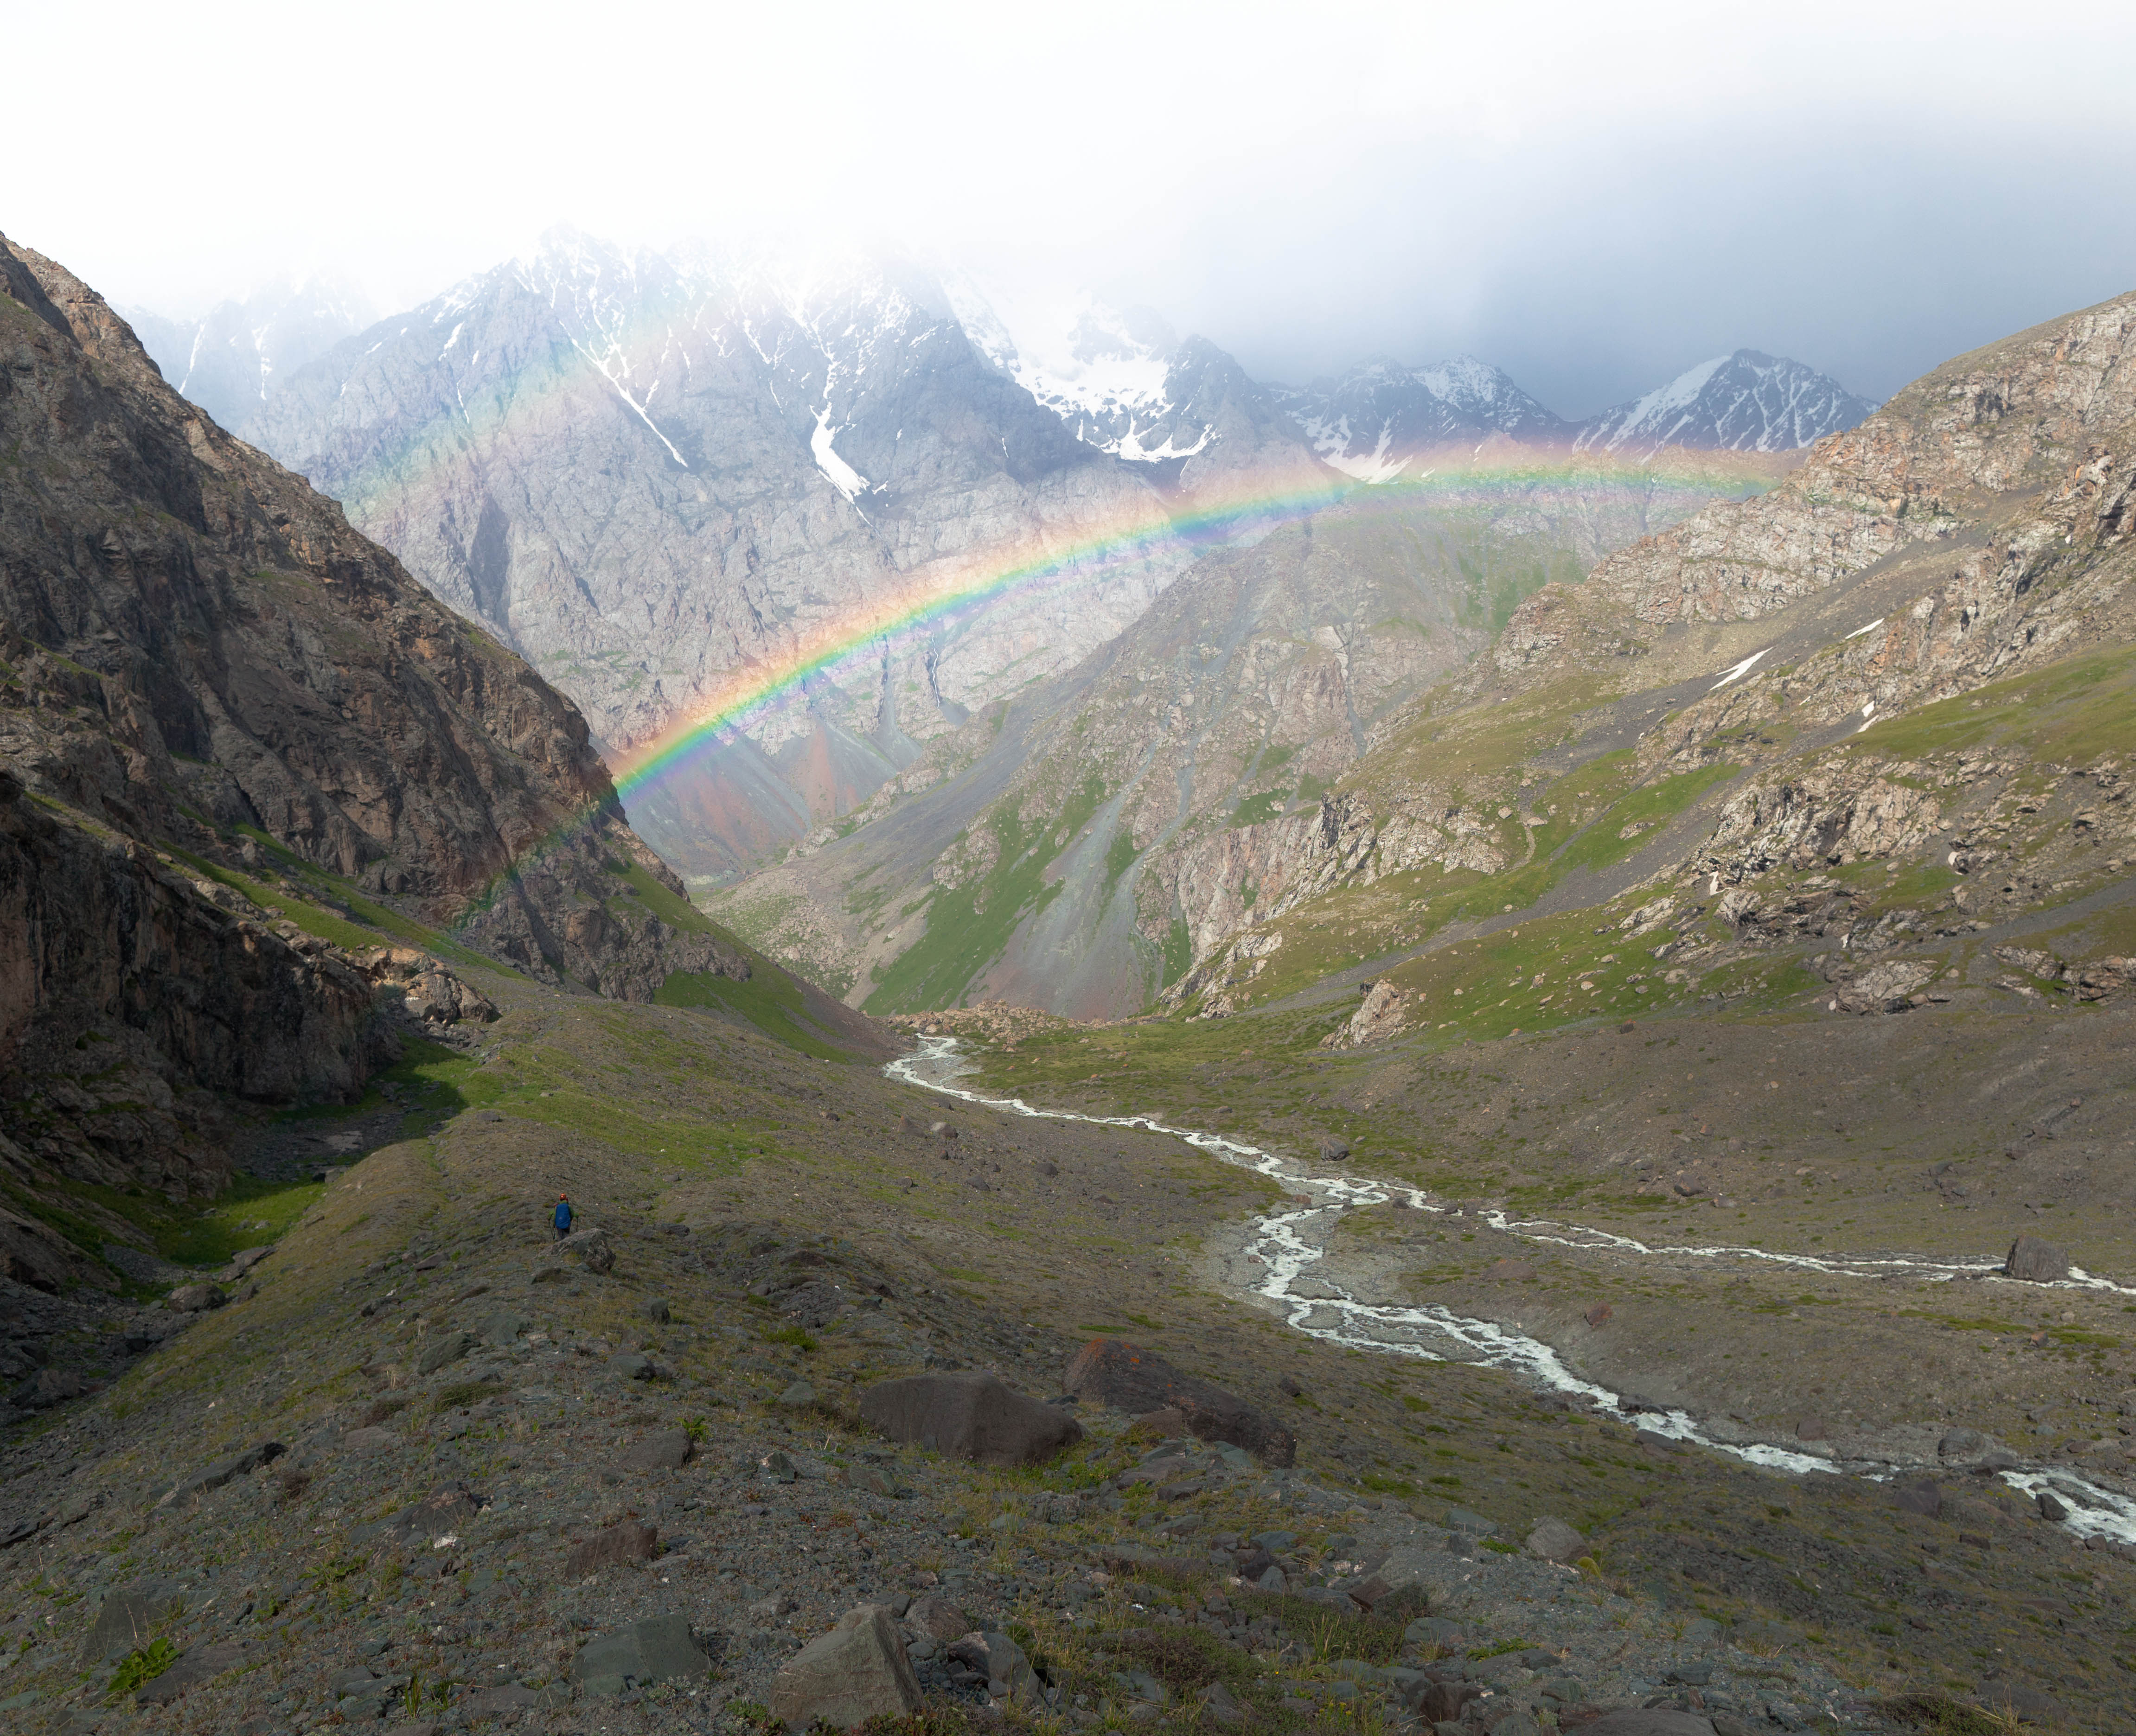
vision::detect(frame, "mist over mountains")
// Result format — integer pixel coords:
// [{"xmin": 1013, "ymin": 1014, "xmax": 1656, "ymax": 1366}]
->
[{"xmin": 126, "ymin": 231, "xmax": 1873, "ymax": 892}]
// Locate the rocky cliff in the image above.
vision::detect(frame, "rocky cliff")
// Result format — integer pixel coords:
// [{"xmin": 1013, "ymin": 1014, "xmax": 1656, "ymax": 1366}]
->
[{"xmin": 0, "ymin": 231, "xmax": 769, "ymax": 1237}]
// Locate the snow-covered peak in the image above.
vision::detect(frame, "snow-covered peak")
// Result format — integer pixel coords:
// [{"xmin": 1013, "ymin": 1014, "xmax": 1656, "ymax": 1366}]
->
[
  {"xmin": 942, "ymin": 275, "xmax": 1210, "ymax": 461},
  {"xmin": 1575, "ymin": 349, "xmax": 1877, "ymax": 454},
  {"xmin": 1279, "ymin": 354, "xmax": 1568, "ymax": 482}
]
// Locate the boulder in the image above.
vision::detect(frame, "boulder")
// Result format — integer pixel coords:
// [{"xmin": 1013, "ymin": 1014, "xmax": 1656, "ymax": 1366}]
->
[
  {"xmin": 947, "ymin": 1630, "xmax": 1041, "ymax": 1703},
  {"xmin": 81, "ymin": 1587, "xmax": 172, "ymax": 1664},
  {"xmin": 778, "ymin": 1380, "xmax": 819, "ymax": 1409},
  {"xmin": 620, "ymin": 1428, "xmax": 693, "ymax": 1472},
  {"xmin": 565, "ymin": 1519, "xmax": 658, "ymax": 1577},
  {"xmin": 1488, "ymin": 1258, "xmax": 1538, "ymax": 1282},
  {"xmin": 906, "ymin": 1594, "xmax": 973, "ymax": 1642},
  {"xmin": 1524, "ymin": 1516, "xmax": 1584, "ymax": 1563},
  {"xmin": 1890, "ymin": 1482, "xmax": 1944, "ymax": 1519},
  {"xmin": 558, "ymin": 1228, "xmax": 614, "ymax": 1274},
  {"xmin": 1574, "ymin": 1713, "xmax": 1718, "ymax": 1736},
  {"xmin": 571, "ymin": 1613, "xmax": 710, "ymax": 1696},
  {"xmin": 607, "ymin": 1352, "xmax": 654, "ymax": 1381},
  {"xmin": 478, "ymin": 1311, "xmax": 526, "ymax": 1346},
  {"xmin": 1939, "ymin": 1427, "xmax": 2020, "ymax": 1473},
  {"xmin": 1062, "ymin": 1340, "xmax": 1295, "ymax": 1465},
  {"xmin": 154, "ymin": 1441, "xmax": 284, "ymax": 1509},
  {"xmin": 416, "ymin": 1331, "xmax": 475, "ymax": 1376},
  {"xmin": 164, "ymin": 1283, "xmax": 225, "ymax": 1314},
  {"xmin": 133, "ymin": 1640, "xmax": 249, "ymax": 1704},
  {"xmin": 767, "ymin": 1605, "xmax": 923, "ymax": 1730},
  {"xmin": 1343, "ymin": 1545, "xmax": 1441, "ymax": 1612},
  {"xmin": 859, "ymin": 1371, "xmax": 1082, "ymax": 1467},
  {"xmin": 2004, "ymin": 1235, "xmax": 2071, "ymax": 1283},
  {"xmin": 2035, "ymin": 1489, "xmax": 2070, "ymax": 1522},
  {"xmin": 1833, "ymin": 959, "xmax": 1936, "ymax": 1014},
  {"xmin": 1584, "ymin": 1302, "xmax": 1613, "ymax": 1327}
]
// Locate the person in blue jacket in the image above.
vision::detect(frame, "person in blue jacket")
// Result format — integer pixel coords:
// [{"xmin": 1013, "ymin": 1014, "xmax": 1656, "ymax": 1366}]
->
[{"xmin": 553, "ymin": 1194, "xmax": 573, "ymax": 1241}]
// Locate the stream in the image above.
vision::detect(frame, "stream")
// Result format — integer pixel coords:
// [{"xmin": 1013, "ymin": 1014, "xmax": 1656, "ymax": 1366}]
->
[{"xmin": 887, "ymin": 1035, "xmax": 2136, "ymax": 1545}]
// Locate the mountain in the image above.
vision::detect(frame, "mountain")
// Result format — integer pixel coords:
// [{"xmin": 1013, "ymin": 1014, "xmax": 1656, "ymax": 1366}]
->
[
  {"xmin": 708, "ymin": 447, "xmax": 1780, "ymax": 1017},
  {"xmin": 237, "ymin": 233, "xmax": 1321, "ymax": 884},
  {"xmin": 1274, "ymin": 356, "xmax": 1570, "ymax": 482},
  {"xmin": 1572, "ymin": 346, "xmax": 1877, "ymax": 455},
  {"xmin": 0, "ymin": 231, "xmax": 872, "ymax": 1270},
  {"xmin": 119, "ymin": 279, "xmax": 373, "ymax": 432}
]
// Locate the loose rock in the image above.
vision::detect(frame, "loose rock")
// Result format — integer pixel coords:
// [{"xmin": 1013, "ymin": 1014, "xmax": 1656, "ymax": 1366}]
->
[
  {"xmin": 860, "ymin": 1370, "xmax": 1082, "ymax": 1467},
  {"xmin": 1063, "ymin": 1339, "xmax": 1295, "ymax": 1465},
  {"xmin": 768, "ymin": 1604, "xmax": 923, "ymax": 1730}
]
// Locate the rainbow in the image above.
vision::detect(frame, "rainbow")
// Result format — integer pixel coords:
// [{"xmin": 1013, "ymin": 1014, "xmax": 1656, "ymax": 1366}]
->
[{"xmin": 599, "ymin": 447, "xmax": 1774, "ymax": 816}]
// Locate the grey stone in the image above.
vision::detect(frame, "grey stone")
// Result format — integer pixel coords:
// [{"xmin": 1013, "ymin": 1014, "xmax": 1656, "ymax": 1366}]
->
[
  {"xmin": 1255, "ymin": 1564, "xmax": 1288, "ymax": 1593},
  {"xmin": 905, "ymin": 1595, "xmax": 973, "ymax": 1642},
  {"xmin": 947, "ymin": 1630, "xmax": 1039, "ymax": 1703},
  {"xmin": 645, "ymin": 1298, "xmax": 671, "ymax": 1322},
  {"xmin": 559, "ymin": 1228, "xmax": 614, "ymax": 1274},
  {"xmin": 133, "ymin": 1640, "xmax": 249, "ymax": 1705},
  {"xmin": 768, "ymin": 1605, "xmax": 923, "ymax": 1730},
  {"xmin": 620, "ymin": 1428, "xmax": 693, "ymax": 1472},
  {"xmin": 81, "ymin": 1588, "xmax": 172, "ymax": 1664},
  {"xmin": 154, "ymin": 1441, "xmax": 284, "ymax": 1509},
  {"xmin": 572, "ymin": 1613, "xmax": 710, "ymax": 1696},
  {"xmin": 2036, "ymin": 1489, "xmax": 2070, "ymax": 1521},
  {"xmin": 478, "ymin": 1311, "xmax": 527, "ymax": 1346},
  {"xmin": 1525, "ymin": 1516, "xmax": 1584, "ymax": 1563},
  {"xmin": 416, "ymin": 1331, "xmax": 475, "ymax": 1375},
  {"xmin": 1976, "ymin": 1679, "xmax": 2066, "ymax": 1724},
  {"xmin": 164, "ymin": 1283, "xmax": 225, "ymax": 1314},
  {"xmin": 778, "ymin": 1379, "xmax": 818, "ymax": 1409},
  {"xmin": 1442, "ymin": 1505, "xmax": 1496, "ymax": 1535},
  {"xmin": 861, "ymin": 1370, "xmax": 1082, "ymax": 1466},
  {"xmin": 2004, "ymin": 1235, "xmax": 2070, "ymax": 1283},
  {"xmin": 607, "ymin": 1352, "xmax": 653, "ymax": 1381}
]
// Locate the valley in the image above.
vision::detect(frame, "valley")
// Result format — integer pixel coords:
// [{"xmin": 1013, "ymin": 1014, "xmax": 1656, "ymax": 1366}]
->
[{"xmin": 5, "ymin": 208, "xmax": 2133, "ymax": 1736}]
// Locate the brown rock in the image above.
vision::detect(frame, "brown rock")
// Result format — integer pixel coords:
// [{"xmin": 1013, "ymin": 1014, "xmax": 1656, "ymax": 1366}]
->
[
  {"xmin": 1125, "ymin": 1407, "xmax": 1190, "ymax": 1440},
  {"xmin": 905, "ymin": 1594, "xmax": 973, "ymax": 1642},
  {"xmin": 767, "ymin": 1605, "xmax": 922, "ymax": 1730},
  {"xmin": 1796, "ymin": 1416, "xmax": 1828, "ymax": 1441},
  {"xmin": 858, "ymin": 1371, "xmax": 1082, "ymax": 1467},
  {"xmin": 165, "ymin": 1283, "xmax": 227, "ymax": 1314},
  {"xmin": 1584, "ymin": 1302, "xmax": 1613, "ymax": 1328},
  {"xmin": 1487, "ymin": 1258, "xmax": 1538, "ymax": 1282},
  {"xmin": 565, "ymin": 1519, "xmax": 659, "ymax": 1577},
  {"xmin": 1063, "ymin": 1339, "xmax": 1296, "ymax": 1466}
]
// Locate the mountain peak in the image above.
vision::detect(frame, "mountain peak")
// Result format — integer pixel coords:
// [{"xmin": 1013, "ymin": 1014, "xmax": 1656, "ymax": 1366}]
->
[{"xmin": 1574, "ymin": 349, "xmax": 1876, "ymax": 455}]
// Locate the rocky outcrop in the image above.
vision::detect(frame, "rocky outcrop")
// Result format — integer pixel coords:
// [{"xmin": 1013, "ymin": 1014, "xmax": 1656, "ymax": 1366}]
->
[
  {"xmin": 0, "ymin": 232, "xmax": 785, "ymax": 1218},
  {"xmin": 1322, "ymin": 979, "xmax": 1414, "ymax": 1048}
]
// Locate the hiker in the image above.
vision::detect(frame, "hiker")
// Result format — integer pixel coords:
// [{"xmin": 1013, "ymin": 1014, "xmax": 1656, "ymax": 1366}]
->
[{"xmin": 553, "ymin": 1193, "xmax": 573, "ymax": 1241}]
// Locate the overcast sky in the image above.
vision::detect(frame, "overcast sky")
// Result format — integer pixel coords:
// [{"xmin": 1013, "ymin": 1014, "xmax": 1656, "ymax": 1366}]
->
[{"xmin": 12, "ymin": 0, "xmax": 2136, "ymax": 415}]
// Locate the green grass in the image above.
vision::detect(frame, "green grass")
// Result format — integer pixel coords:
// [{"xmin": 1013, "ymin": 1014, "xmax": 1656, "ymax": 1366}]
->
[{"xmin": 863, "ymin": 775, "xmax": 1108, "ymax": 1013}]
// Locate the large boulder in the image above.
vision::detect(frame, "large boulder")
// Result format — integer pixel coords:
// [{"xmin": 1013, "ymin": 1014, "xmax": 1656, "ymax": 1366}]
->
[
  {"xmin": 572, "ymin": 1614, "xmax": 711, "ymax": 1696},
  {"xmin": 558, "ymin": 1227, "xmax": 614, "ymax": 1274},
  {"xmin": 2004, "ymin": 1235, "xmax": 2071, "ymax": 1282},
  {"xmin": 1063, "ymin": 1339, "xmax": 1297, "ymax": 1466},
  {"xmin": 768, "ymin": 1605, "xmax": 923, "ymax": 1730},
  {"xmin": 859, "ymin": 1372, "xmax": 1082, "ymax": 1467},
  {"xmin": 1525, "ymin": 1516, "xmax": 1585, "ymax": 1563},
  {"xmin": 905, "ymin": 1594, "xmax": 973, "ymax": 1642},
  {"xmin": 416, "ymin": 1330, "xmax": 475, "ymax": 1375},
  {"xmin": 565, "ymin": 1519, "xmax": 658, "ymax": 1577},
  {"xmin": 153, "ymin": 1441, "xmax": 284, "ymax": 1510}
]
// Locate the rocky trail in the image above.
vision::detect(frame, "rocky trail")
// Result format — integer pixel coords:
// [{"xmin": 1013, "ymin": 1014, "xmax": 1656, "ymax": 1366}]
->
[{"xmin": 889, "ymin": 1038, "xmax": 2136, "ymax": 1547}]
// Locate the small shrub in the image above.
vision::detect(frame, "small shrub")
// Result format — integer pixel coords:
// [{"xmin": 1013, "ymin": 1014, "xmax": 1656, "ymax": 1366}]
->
[
  {"xmin": 359, "ymin": 1395, "xmax": 410, "ymax": 1427},
  {"xmin": 1106, "ymin": 1626, "xmax": 1251, "ymax": 1691},
  {"xmin": 108, "ymin": 1636, "xmax": 177, "ymax": 1694},
  {"xmin": 682, "ymin": 1414, "xmax": 710, "ymax": 1443},
  {"xmin": 763, "ymin": 1324, "xmax": 817, "ymax": 1351}
]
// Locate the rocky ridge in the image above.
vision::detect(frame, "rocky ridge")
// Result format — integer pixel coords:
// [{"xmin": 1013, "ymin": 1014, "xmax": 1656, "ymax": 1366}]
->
[{"xmin": 0, "ymin": 233, "xmax": 795, "ymax": 1234}]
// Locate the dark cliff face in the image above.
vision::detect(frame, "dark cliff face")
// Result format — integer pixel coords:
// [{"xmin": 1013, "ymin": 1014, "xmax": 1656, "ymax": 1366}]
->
[
  {"xmin": 0, "ymin": 232, "xmax": 765, "ymax": 1257},
  {"xmin": 0, "ymin": 232, "xmax": 739, "ymax": 994}
]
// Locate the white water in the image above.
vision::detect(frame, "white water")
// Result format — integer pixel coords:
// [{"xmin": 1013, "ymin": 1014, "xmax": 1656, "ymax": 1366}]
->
[{"xmin": 886, "ymin": 1036, "xmax": 2136, "ymax": 1544}]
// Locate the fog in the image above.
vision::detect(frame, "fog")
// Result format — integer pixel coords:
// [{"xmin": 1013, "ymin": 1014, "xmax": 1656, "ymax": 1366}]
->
[{"xmin": 12, "ymin": 0, "xmax": 2136, "ymax": 412}]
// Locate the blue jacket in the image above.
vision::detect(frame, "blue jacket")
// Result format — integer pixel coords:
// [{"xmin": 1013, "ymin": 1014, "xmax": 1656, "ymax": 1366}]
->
[{"xmin": 554, "ymin": 1201, "xmax": 572, "ymax": 1232}]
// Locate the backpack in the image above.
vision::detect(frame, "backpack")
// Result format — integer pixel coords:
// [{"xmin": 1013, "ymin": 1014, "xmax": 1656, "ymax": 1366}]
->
[{"xmin": 554, "ymin": 1200, "xmax": 572, "ymax": 1232}]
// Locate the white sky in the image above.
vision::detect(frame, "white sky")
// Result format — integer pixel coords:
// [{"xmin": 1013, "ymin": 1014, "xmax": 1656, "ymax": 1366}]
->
[{"xmin": 10, "ymin": 0, "xmax": 2136, "ymax": 412}]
